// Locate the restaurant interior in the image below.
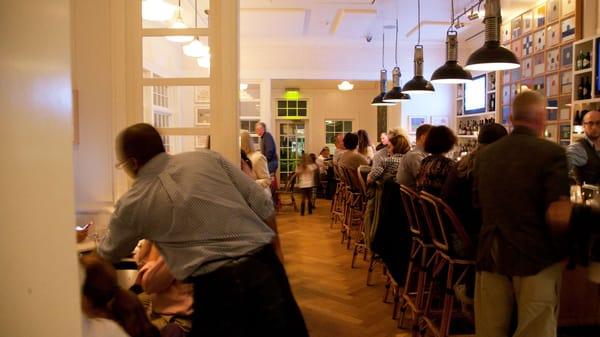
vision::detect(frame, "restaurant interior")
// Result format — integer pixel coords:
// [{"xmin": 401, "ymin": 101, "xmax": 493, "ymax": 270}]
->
[{"xmin": 2, "ymin": 0, "xmax": 600, "ymax": 336}]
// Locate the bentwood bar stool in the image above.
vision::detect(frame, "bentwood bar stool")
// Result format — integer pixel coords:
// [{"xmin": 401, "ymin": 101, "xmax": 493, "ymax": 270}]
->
[{"xmin": 419, "ymin": 191, "xmax": 475, "ymax": 337}]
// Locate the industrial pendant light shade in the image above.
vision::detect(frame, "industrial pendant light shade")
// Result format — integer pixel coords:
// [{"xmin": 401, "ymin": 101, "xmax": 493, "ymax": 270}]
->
[
  {"xmin": 383, "ymin": 67, "xmax": 411, "ymax": 102},
  {"xmin": 372, "ymin": 70, "xmax": 395, "ymax": 106},
  {"xmin": 403, "ymin": 0, "xmax": 434, "ymax": 95},
  {"xmin": 166, "ymin": 1, "xmax": 194, "ymax": 43},
  {"xmin": 183, "ymin": 0, "xmax": 209, "ymax": 58},
  {"xmin": 465, "ymin": 0, "xmax": 520, "ymax": 71},
  {"xmin": 432, "ymin": 31, "xmax": 472, "ymax": 84},
  {"xmin": 403, "ymin": 45, "xmax": 435, "ymax": 94}
]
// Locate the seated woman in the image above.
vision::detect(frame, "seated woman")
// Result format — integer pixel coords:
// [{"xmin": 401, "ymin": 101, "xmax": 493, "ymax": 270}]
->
[
  {"xmin": 416, "ymin": 125, "xmax": 457, "ymax": 196},
  {"xmin": 81, "ymin": 255, "xmax": 160, "ymax": 337},
  {"xmin": 357, "ymin": 129, "xmax": 375, "ymax": 161},
  {"xmin": 135, "ymin": 240, "xmax": 194, "ymax": 334},
  {"xmin": 240, "ymin": 130, "xmax": 271, "ymax": 195},
  {"xmin": 367, "ymin": 134, "xmax": 410, "ymax": 185}
]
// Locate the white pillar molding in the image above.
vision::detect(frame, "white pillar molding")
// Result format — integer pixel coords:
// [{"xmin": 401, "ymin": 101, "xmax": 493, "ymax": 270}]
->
[{"xmin": 209, "ymin": 0, "xmax": 240, "ymax": 163}]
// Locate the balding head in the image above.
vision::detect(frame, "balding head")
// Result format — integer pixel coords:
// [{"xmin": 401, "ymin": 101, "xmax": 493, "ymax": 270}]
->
[
  {"xmin": 510, "ymin": 91, "xmax": 547, "ymax": 135},
  {"xmin": 116, "ymin": 123, "xmax": 165, "ymax": 177},
  {"xmin": 583, "ymin": 110, "xmax": 600, "ymax": 141},
  {"xmin": 255, "ymin": 122, "xmax": 266, "ymax": 136}
]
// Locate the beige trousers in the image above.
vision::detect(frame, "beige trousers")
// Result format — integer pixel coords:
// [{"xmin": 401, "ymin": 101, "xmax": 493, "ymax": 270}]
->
[{"xmin": 474, "ymin": 262, "xmax": 564, "ymax": 337}]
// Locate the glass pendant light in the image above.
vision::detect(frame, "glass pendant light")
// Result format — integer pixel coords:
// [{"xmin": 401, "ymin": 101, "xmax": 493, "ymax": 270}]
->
[
  {"xmin": 431, "ymin": 0, "xmax": 472, "ymax": 84},
  {"xmin": 166, "ymin": 0, "xmax": 194, "ymax": 43},
  {"xmin": 465, "ymin": 0, "xmax": 520, "ymax": 71},
  {"xmin": 197, "ymin": 55, "xmax": 211, "ymax": 68},
  {"xmin": 142, "ymin": 0, "xmax": 176, "ymax": 22},
  {"xmin": 383, "ymin": 19, "xmax": 411, "ymax": 102},
  {"xmin": 183, "ymin": 0, "xmax": 210, "ymax": 57},
  {"xmin": 403, "ymin": 0, "xmax": 435, "ymax": 95},
  {"xmin": 371, "ymin": 31, "xmax": 396, "ymax": 106}
]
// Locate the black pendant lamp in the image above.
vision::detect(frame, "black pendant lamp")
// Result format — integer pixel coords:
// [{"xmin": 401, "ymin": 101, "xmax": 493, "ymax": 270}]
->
[
  {"xmin": 372, "ymin": 31, "xmax": 395, "ymax": 106},
  {"xmin": 403, "ymin": 0, "xmax": 435, "ymax": 95},
  {"xmin": 383, "ymin": 19, "xmax": 410, "ymax": 102},
  {"xmin": 465, "ymin": 0, "xmax": 520, "ymax": 71},
  {"xmin": 431, "ymin": 0, "xmax": 472, "ymax": 84}
]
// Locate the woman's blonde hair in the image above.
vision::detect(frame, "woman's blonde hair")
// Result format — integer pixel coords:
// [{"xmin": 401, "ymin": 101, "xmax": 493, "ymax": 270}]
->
[{"xmin": 240, "ymin": 130, "xmax": 254, "ymax": 154}]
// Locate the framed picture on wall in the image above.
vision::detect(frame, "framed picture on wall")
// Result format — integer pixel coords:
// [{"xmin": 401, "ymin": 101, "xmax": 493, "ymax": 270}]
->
[
  {"xmin": 512, "ymin": 16, "xmax": 522, "ymax": 39},
  {"xmin": 559, "ymin": 124, "xmax": 571, "ymax": 140},
  {"xmin": 511, "ymin": 67, "xmax": 521, "ymax": 82},
  {"xmin": 560, "ymin": 70, "xmax": 572, "ymax": 94},
  {"xmin": 547, "ymin": 24, "xmax": 560, "ymax": 47},
  {"xmin": 194, "ymin": 135, "xmax": 210, "ymax": 149},
  {"xmin": 547, "ymin": 73, "xmax": 559, "ymax": 97},
  {"xmin": 533, "ymin": 77, "xmax": 545, "ymax": 94},
  {"xmin": 561, "ymin": 44, "xmax": 573, "ymax": 68},
  {"xmin": 535, "ymin": 4, "xmax": 546, "ymax": 28},
  {"xmin": 561, "ymin": 16, "xmax": 576, "ymax": 42},
  {"xmin": 547, "ymin": 48, "xmax": 560, "ymax": 71},
  {"xmin": 533, "ymin": 53, "xmax": 545, "ymax": 76},
  {"xmin": 195, "ymin": 106, "xmax": 210, "ymax": 125},
  {"xmin": 502, "ymin": 85, "xmax": 511, "ymax": 104},
  {"xmin": 522, "ymin": 57, "xmax": 533, "ymax": 79},
  {"xmin": 547, "ymin": 0, "xmax": 560, "ymax": 23},
  {"xmin": 522, "ymin": 11, "xmax": 534, "ymax": 34},
  {"xmin": 534, "ymin": 29, "xmax": 546, "ymax": 53},
  {"xmin": 562, "ymin": 0, "xmax": 575, "ymax": 16},
  {"xmin": 408, "ymin": 115, "xmax": 429, "ymax": 134},
  {"xmin": 431, "ymin": 116, "xmax": 449, "ymax": 126},
  {"xmin": 547, "ymin": 100, "xmax": 558, "ymax": 121},
  {"xmin": 502, "ymin": 105, "xmax": 511, "ymax": 124},
  {"xmin": 523, "ymin": 34, "xmax": 534, "ymax": 56},
  {"xmin": 502, "ymin": 23, "xmax": 512, "ymax": 44},
  {"xmin": 194, "ymin": 86, "xmax": 210, "ymax": 103},
  {"xmin": 559, "ymin": 97, "xmax": 571, "ymax": 120},
  {"xmin": 511, "ymin": 39, "xmax": 522, "ymax": 58}
]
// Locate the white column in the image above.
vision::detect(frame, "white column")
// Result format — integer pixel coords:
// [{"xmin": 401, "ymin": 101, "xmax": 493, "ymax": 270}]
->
[
  {"xmin": 210, "ymin": 0, "xmax": 240, "ymax": 163},
  {"xmin": 0, "ymin": 0, "xmax": 82, "ymax": 336},
  {"xmin": 260, "ymin": 78, "xmax": 272, "ymax": 130}
]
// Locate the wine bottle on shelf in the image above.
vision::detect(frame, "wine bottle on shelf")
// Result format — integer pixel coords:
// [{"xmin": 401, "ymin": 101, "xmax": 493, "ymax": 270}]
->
[
  {"xmin": 577, "ymin": 51, "xmax": 584, "ymax": 70},
  {"xmin": 574, "ymin": 110, "xmax": 581, "ymax": 125},
  {"xmin": 578, "ymin": 77, "xmax": 585, "ymax": 100},
  {"xmin": 583, "ymin": 52, "xmax": 591, "ymax": 69},
  {"xmin": 584, "ymin": 77, "xmax": 592, "ymax": 99}
]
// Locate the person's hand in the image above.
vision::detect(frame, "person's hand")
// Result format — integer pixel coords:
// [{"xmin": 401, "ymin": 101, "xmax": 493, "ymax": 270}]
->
[
  {"xmin": 546, "ymin": 200, "xmax": 573, "ymax": 235},
  {"xmin": 76, "ymin": 228, "xmax": 89, "ymax": 243}
]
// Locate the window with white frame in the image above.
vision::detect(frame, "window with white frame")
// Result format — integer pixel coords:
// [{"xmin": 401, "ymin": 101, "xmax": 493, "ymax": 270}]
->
[
  {"xmin": 153, "ymin": 112, "xmax": 171, "ymax": 153},
  {"xmin": 240, "ymin": 119, "xmax": 260, "ymax": 148},
  {"xmin": 325, "ymin": 120, "xmax": 352, "ymax": 153}
]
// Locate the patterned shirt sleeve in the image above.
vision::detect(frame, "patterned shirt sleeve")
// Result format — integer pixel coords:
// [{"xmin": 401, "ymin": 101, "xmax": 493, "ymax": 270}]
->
[{"xmin": 566, "ymin": 142, "xmax": 588, "ymax": 170}]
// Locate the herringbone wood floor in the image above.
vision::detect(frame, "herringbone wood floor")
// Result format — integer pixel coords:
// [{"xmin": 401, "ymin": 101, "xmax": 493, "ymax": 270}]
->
[{"xmin": 277, "ymin": 199, "xmax": 411, "ymax": 337}]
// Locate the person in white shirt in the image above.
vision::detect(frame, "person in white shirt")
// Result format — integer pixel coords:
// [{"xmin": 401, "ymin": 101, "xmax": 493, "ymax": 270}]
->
[
  {"xmin": 99, "ymin": 123, "xmax": 307, "ymax": 337},
  {"xmin": 316, "ymin": 146, "xmax": 330, "ymax": 174},
  {"xmin": 295, "ymin": 153, "xmax": 318, "ymax": 215},
  {"xmin": 240, "ymin": 130, "xmax": 271, "ymax": 195}
]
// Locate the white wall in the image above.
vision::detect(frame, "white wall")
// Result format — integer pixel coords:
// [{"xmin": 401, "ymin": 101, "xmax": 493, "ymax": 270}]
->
[{"xmin": 0, "ymin": 0, "xmax": 82, "ymax": 336}]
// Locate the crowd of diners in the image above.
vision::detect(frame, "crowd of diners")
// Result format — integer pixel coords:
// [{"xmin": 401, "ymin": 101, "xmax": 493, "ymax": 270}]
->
[{"xmin": 76, "ymin": 90, "xmax": 600, "ymax": 337}]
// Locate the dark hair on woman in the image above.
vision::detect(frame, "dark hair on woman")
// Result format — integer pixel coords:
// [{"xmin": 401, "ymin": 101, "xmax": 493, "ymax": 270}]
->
[
  {"xmin": 343, "ymin": 132, "xmax": 359, "ymax": 150},
  {"xmin": 309, "ymin": 153, "xmax": 317, "ymax": 164},
  {"xmin": 389, "ymin": 134, "xmax": 411, "ymax": 155},
  {"xmin": 241, "ymin": 150, "xmax": 253, "ymax": 169},
  {"xmin": 81, "ymin": 256, "xmax": 160, "ymax": 337},
  {"xmin": 424, "ymin": 125, "xmax": 457, "ymax": 154},
  {"xmin": 356, "ymin": 129, "xmax": 371, "ymax": 155},
  {"xmin": 117, "ymin": 123, "xmax": 166, "ymax": 166}
]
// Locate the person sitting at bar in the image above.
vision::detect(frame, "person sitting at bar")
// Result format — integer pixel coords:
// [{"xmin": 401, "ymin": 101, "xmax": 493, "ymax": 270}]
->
[
  {"xmin": 415, "ymin": 125, "xmax": 456, "ymax": 196},
  {"xmin": 338, "ymin": 132, "xmax": 369, "ymax": 173},
  {"xmin": 135, "ymin": 240, "xmax": 193, "ymax": 334},
  {"xmin": 473, "ymin": 91, "xmax": 570, "ymax": 337},
  {"xmin": 375, "ymin": 132, "xmax": 388, "ymax": 151},
  {"xmin": 396, "ymin": 124, "xmax": 432, "ymax": 189},
  {"xmin": 98, "ymin": 123, "xmax": 307, "ymax": 337},
  {"xmin": 442, "ymin": 123, "xmax": 507, "ymax": 245},
  {"xmin": 332, "ymin": 133, "xmax": 346, "ymax": 164},
  {"xmin": 367, "ymin": 133, "xmax": 410, "ymax": 185},
  {"xmin": 357, "ymin": 129, "xmax": 375, "ymax": 161},
  {"xmin": 566, "ymin": 110, "xmax": 600, "ymax": 185},
  {"xmin": 369, "ymin": 127, "xmax": 407, "ymax": 182},
  {"xmin": 81, "ymin": 255, "xmax": 159, "ymax": 337},
  {"xmin": 240, "ymin": 130, "xmax": 271, "ymax": 195}
]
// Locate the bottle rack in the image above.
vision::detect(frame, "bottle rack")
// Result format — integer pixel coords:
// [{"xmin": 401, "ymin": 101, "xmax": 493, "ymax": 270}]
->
[{"xmin": 571, "ymin": 35, "xmax": 600, "ymax": 142}]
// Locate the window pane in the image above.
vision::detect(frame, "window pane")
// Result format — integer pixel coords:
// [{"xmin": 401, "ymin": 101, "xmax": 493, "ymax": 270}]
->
[
  {"xmin": 287, "ymin": 100, "xmax": 297, "ymax": 108},
  {"xmin": 143, "ymin": 37, "xmax": 210, "ymax": 78},
  {"xmin": 334, "ymin": 121, "xmax": 344, "ymax": 132},
  {"xmin": 298, "ymin": 100, "xmax": 307, "ymax": 108},
  {"xmin": 277, "ymin": 100, "xmax": 286, "ymax": 108},
  {"xmin": 298, "ymin": 108, "xmax": 307, "ymax": 117},
  {"xmin": 326, "ymin": 122, "xmax": 334, "ymax": 133},
  {"xmin": 143, "ymin": 85, "xmax": 209, "ymax": 127},
  {"xmin": 344, "ymin": 121, "xmax": 352, "ymax": 131},
  {"xmin": 142, "ymin": 0, "xmax": 209, "ymax": 29},
  {"xmin": 278, "ymin": 109, "xmax": 286, "ymax": 116},
  {"xmin": 154, "ymin": 135, "xmax": 210, "ymax": 155}
]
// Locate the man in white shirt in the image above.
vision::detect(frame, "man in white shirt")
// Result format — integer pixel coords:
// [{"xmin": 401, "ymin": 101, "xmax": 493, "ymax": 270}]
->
[{"xmin": 99, "ymin": 124, "xmax": 307, "ymax": 337}]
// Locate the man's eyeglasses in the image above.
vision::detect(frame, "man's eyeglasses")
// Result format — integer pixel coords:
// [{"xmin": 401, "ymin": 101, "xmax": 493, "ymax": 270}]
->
[{"xmin": 583, "ymin": 121, "xmax": 600, "ymax": 127}]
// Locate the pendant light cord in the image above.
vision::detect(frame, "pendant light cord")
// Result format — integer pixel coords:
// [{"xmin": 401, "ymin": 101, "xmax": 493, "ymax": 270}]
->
[
  {"xmin": 194, "ymin": 0, "xmax": 198, "ymax": 29},
  {"xmin": 394, "ymin": 19, "xmax": 399, "ymax": 66},
  {"xmin": 448, "ymin": 0, "xmax": 456, "ymax": 33},
  {"xmin": 417, "ymin": 0, "xmax": 421, "ymax": 45},
  {"xmin": 381, "ymin": 30, "xmax": 385, "ymax": 69}
]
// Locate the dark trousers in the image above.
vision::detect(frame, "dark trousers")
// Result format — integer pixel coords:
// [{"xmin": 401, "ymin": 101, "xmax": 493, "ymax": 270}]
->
[
  {"xmin": 299, "ymin": 187, "xmax": 313, "ymax": 215},
  {"xmin": 189, "ymin": 245, "xmax": 308, "ymax": 337}
]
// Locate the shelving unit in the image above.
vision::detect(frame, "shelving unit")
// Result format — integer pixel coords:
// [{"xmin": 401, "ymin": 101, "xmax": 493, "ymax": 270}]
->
[{"xmin": 571, "ymin": 35, "xmax": 600, "ymax": 143}]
